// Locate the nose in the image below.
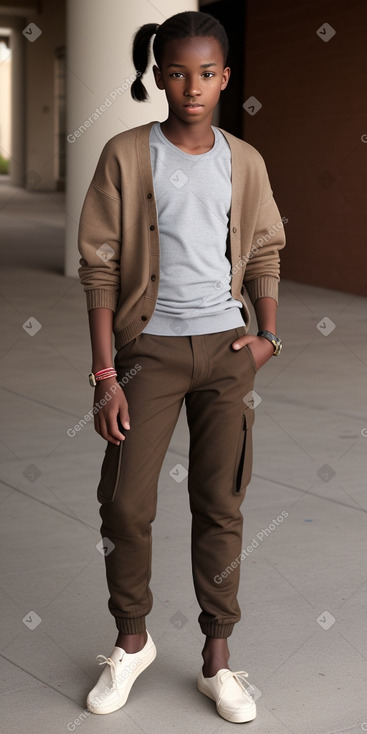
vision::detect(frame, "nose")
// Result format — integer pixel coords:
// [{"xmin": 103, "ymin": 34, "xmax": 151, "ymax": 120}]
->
[{"xmin": 184, "ymin": 76, "xmax": 201, "ymax": 98}]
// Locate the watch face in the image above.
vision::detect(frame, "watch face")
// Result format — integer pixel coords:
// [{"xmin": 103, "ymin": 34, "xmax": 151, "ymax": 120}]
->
[{"xmin": 274, "ymin": 339, "xmax": 282, "ymax": 355}]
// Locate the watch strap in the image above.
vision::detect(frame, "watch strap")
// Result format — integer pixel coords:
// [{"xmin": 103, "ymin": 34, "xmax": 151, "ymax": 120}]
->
[{"xmin": 257, "ymin": 330, "xmax": 282, "ymax": 356}]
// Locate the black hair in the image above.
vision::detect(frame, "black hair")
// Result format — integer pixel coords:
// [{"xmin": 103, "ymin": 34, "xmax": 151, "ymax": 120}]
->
[{"xmin": 130, "ymin": 10, "xmax": 229, "ymax": 102}]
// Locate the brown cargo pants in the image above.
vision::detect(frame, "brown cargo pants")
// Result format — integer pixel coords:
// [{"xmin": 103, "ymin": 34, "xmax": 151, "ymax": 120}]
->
[{"xmin": 96, "ymin": 324, "xmax": 258, "ymax": 639}]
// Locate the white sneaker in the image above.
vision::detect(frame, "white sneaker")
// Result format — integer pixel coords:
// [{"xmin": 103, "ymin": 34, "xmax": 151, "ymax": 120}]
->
[
  {"xmin": 86, "ymin": 630, "xmax": 156, "ymax": 714},
  {"xmin": 197, "ymin": 667, "xmax": 257, "ymax": 723}
]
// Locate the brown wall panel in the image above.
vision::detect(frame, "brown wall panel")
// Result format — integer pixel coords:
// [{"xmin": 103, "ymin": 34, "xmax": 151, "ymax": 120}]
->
[{"xmin": 243, "ymin": 0, "xmax": 367, "ymax": 297}]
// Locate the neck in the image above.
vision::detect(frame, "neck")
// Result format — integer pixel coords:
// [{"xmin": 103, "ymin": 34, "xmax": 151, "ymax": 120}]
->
[{"xmin": 160, "ymin": 112, "xmax": 215, "ymax": 152}]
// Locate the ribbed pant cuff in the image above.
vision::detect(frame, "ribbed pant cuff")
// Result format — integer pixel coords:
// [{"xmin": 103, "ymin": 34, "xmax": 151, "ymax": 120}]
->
[
  {"xmin": 114, "ymin": 616, "xmax": 146, "ymax": 634},
  {"xmin": 200, "ymin": 622, "xmax": 235, "ymax": 638}
]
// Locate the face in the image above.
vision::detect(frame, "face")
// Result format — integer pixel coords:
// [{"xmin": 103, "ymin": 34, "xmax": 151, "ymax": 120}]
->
[{"xmin": 153, "ymin": 36, "xmax": 230, "ymax": 124}]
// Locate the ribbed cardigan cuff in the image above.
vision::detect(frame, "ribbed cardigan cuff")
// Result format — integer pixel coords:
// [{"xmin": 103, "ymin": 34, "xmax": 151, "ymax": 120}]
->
[
  {"xmin": 244, "ymin": 276, "xmax": 279, "ymax": 305},
  {"xmin": 85, "ymin": 288, "xmax": 119, "ymax": 312}
]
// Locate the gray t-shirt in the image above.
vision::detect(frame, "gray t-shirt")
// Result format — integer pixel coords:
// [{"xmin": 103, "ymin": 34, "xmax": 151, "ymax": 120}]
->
[{"xmin": 142, "ymin": 122, "xmax": 244, "ymax": 336}]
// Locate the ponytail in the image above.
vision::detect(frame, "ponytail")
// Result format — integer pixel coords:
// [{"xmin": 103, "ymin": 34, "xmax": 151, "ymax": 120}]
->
[
  {"xmin": 130, "ymin": 23, "xmax": 159, "ymax": 102},
  {"xmin": 130, "ymin": 12, "xmax": 229, "ymax": 103}
]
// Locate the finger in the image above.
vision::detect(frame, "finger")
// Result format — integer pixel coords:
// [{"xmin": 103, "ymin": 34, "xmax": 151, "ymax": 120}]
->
[
  {"xmin": 105, "ymin": 412, "xmax": 126, "ymax": 444},
  {"xmin": 99, "ymin": 413, "xmax": 121, "ymax": 445},
  {"xmin": 118, "ymin": 406, "xmax": 131, "ymax": 431},
  {"xmin": 231, "ymin": 337, "xmax": 248, "ymax": 350},
  {"xmin": 116, "ymin": 391, "xmax": 130, "ymax": 431},
  {"xmin": 97, "ymin": 413, "xmax": 109, "ymax": 441}
]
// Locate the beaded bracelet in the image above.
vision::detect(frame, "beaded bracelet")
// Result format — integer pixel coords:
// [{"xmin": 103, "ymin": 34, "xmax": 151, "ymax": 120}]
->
[{"xmin": 95, "ymin": 367, "xmax": 117, "ymax": 381}]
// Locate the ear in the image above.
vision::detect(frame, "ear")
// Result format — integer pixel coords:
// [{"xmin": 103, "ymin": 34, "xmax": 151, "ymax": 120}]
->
[
  {"xmin": 220, "ymin": 66, "xmax": 231, "ymax": 91},
  {"xmin": 153, "ymin": 64, "xmax": 165, "ymax": 90}
]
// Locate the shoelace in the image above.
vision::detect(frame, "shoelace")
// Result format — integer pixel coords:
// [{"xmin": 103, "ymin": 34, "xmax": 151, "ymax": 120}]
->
[
  {"xmin": 227, "ymin": 670, "xmax": 255, "ymax": 696},
  {"xmin": 95, "ymin": 654, "xmax": 121, "ymax": 686}
]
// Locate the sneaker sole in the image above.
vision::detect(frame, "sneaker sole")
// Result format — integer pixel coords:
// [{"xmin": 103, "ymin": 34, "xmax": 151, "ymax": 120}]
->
[
  {"xmin": 87, "ymin": 642, "xmax": 157, "ymax": 715},
  {"xmin": 197, "ymin": 678, "xmax": 256, "ymax": 723}
]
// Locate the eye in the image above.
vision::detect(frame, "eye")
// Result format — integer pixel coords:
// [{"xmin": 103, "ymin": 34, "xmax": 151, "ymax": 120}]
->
[
  {"xmin": 202, "ymin": 72, "xmax": 215, "ymax": 78},
  {"xmin": 170, "ymin": 72, "xmax": 185, "ymax": 78}
]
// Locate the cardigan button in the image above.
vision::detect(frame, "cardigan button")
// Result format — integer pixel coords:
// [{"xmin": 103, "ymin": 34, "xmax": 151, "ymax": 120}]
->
[
  {"xmin": 232, "ymin": 226, "xmax": 237, "ymax": 233},
  {"xmin": 151, "ymin": 274, "xmax": 156, "ymax": 281},
  {"xmin": 150, "ymin": 225, "xmax": 155, "ymax": 231},
  {"xmin": 147, "ymin": 193, "xmax": 152, "ymax": 199},
  {"xmin": 141, "ymin": 315, "xmax": 147, "ymax": 321}
]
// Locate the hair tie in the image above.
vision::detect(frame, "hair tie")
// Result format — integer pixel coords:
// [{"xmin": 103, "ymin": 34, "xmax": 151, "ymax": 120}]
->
[{"xmin": 155, "ymin": 23, "xmax": 160, "ymax": 32}]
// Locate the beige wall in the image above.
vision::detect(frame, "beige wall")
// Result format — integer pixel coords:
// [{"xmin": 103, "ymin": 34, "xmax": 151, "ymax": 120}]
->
[
  {"xmin": 0, "ymin": 0, "xmax": 66, "ymax": 188},
  {"xmin": 25, "ymin": 0, "xmax": 65, "ymax": 190}
]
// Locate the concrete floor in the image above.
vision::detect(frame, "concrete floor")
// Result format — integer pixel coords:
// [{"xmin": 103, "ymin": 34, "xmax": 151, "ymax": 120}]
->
[{"xmin": 1, "ymin": 176, "xmax": 367, "ymax": 734}]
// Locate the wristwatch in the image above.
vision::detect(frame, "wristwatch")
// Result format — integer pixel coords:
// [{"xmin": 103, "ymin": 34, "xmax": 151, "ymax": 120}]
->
[
  {"xmin": 88, "ymin": 372, "xmax": 97, "ymax": 387},
  {"xmin": 257, "ymin": 330, "xmax": 283, "ymax": 356}
]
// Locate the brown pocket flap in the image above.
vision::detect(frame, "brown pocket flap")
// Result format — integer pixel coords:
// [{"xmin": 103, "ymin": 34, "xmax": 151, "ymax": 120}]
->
[
  {"xmin": 97, "ymin": 440, "xmax": 123, "ymax": 504},
  {"xmin": 243, "ymin": 404, "xmax": 255, "ymax": 427},
  {"xmin": 234, "ymin": 407, "xmax": 255, "ymax": 495}
]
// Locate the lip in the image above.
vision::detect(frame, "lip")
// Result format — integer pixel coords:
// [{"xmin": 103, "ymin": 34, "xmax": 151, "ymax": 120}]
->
[
  {"xmin": 183, "ymin": 103, "xmax": 203, "ymax": 107},
  {"xmin": 183, "ymin": 104, "xmax": 203, "ymax": 112}
]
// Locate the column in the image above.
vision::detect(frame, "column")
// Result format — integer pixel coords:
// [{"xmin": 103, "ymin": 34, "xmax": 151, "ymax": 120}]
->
[
  {"xmin": 65, "ymin": 0, "xmax": 198, "ymax": 277},
  {"xmin": 9, "ymin": 22, "xmax": 26, "ymax": 186}
]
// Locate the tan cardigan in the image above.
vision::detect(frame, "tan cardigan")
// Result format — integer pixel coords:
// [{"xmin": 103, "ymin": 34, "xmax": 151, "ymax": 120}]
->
[{"xmin": 77, "ymin": 121, "xmax": 286, "ymax": 351}]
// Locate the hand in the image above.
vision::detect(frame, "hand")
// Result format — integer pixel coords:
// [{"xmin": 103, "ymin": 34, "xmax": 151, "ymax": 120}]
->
[
  {"xmin": 231, "ymin": 334, "xmax": 274, "ymax": 370},
  {"xmin": 93, "ymin": 377, "xmax": 131, "ymax": 445}
]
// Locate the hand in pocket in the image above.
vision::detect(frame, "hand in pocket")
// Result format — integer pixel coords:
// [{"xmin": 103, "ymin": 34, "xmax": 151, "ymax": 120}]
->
[{"xmin": 231, "ymin": 335, "xmax": 274, "ymax": 370}]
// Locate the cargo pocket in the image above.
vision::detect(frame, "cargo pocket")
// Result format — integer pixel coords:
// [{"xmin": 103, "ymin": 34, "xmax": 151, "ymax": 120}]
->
[
  {"xmin": 233, "ymin": 407, "xmax": 255, "ymax": 495},
  {"xmin": 97, "ymin": 440, "xmax": 124, "ymax": 504}
]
